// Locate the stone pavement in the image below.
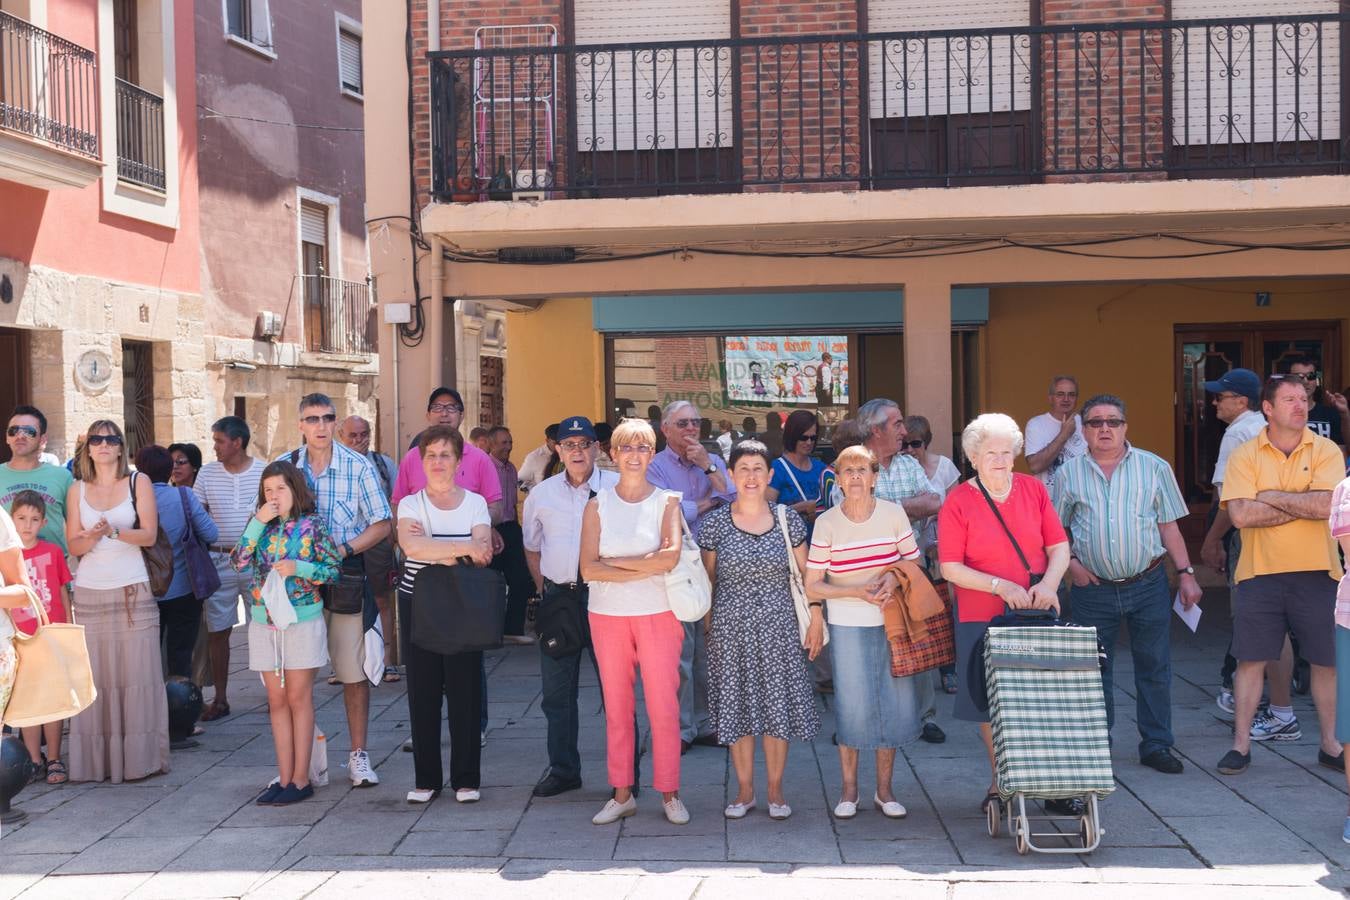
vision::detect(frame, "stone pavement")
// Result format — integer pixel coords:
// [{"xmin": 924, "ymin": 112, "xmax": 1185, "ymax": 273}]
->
[{"xmin": 3, "ymin": 587, "xmax": 1350, "ymax": 899}]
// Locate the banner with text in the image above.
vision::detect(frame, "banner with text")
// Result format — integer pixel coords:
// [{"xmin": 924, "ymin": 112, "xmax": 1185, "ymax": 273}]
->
[{"xmin": 723, "ymin": 336, "xmax": 849, "ymax": 406}]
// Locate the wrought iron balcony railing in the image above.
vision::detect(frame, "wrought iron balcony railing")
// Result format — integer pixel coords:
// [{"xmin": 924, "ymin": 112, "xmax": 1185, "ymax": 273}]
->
[
  {"xmin": 430, "ymin": 13, "xmax": 1348, "ymax": 200},
  {"xmin": 301, "ymin": 274, "xmax": 377, "ymax": 356},
  {"xmin": 115, "ymin": 77, "xmax": 165, "ymax": 191},
  {"xmin": 0, "ymin": 10, "xmax": 99, "ymax": 157}
]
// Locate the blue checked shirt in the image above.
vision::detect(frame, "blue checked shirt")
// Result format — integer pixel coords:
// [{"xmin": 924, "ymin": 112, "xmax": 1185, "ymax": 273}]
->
[
  {"xmin": 875, "ymin": 453, "xmax": 936, "ymax": 506},
  {"xmin": 1052, "ymin": 444, "xmax": 1187, "ymax": 582},
  {"xmin": 277, "ymin": 442, "xmax": 392, "ymax": 546}
]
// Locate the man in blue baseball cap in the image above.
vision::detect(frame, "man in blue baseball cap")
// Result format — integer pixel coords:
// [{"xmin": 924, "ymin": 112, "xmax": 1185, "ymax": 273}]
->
[{"xmin": 1200, "ymin": 367, "xmax": 1299, "ymax": 742}]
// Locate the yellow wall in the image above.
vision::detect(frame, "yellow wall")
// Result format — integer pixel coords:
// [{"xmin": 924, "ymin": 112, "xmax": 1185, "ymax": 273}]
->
[
  {"xmin": 504, "ymin": 297, "xmax": 606, "ymax": 467},
  {"xmin": 985, "ymin": 279, "xmax": 1350, "ymax": 465}
]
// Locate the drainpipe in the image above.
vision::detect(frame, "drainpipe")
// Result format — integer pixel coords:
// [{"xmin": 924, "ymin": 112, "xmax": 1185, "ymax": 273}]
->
[
  {"xmin": 428, "ymin": 0, "xmax": 439, "ymax": 52},
  {"xmin": 428, "ymin": 236, "xmax": 445, "ymax": 386}
]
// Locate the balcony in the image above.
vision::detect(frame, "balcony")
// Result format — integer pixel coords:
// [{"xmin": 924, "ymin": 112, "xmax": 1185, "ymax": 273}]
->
[
  {"xmin": 0, "ymin": 10, "xmax": 100, "ymax": 190},
  {"xmin": 302, "ymin": 274, "xmax": 377, "ymax": 356},
  {"xmin": 430, "ymin": 13, "xmax": 1348, "ymax": 201},
  {"xmin": 115, "ymin": 78, "xmax": 165, "ymax": 191}
]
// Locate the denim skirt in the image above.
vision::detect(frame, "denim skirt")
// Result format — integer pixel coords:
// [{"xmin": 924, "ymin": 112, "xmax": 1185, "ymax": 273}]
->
[{"xmin": 828, "ymin": 623, "xmax": 921, "ymax": 749}]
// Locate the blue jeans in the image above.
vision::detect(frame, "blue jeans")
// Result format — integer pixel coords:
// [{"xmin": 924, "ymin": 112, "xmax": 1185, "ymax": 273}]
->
[
  {"xmin": 539, "ymin": 640, "xmax": 641, "ymax": 783},
  {"xmin": 1069, "ymin": 565, "xmax": 1174, "ymax": 759}
]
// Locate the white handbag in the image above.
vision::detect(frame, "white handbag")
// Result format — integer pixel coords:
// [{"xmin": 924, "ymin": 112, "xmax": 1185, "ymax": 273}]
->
[
  {"xmin": 778, "ymin": 504, "xmax": 827, "ymax": 648},
  {"xmin": 665, "ymin": 515, "xmax": 712, "ymax": 622}
]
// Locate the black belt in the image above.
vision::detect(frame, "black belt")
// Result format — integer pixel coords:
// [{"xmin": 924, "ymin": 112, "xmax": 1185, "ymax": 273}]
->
[
  {"xmin": 1097, "ymin": 555, "xmax": 1165, "ymax": 586},
  {"xmin": 544, "ymin": 577, "xmax": 586, "ymax": 593},
  {"xmin": 209, "ymin": 545, "xmax": 233, "ymax": 554}
]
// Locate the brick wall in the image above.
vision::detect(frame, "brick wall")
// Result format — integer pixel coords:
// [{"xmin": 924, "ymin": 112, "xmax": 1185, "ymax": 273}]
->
[{"xmin": 1041, "ymin": 1, "xmax": 1168, "ymax": 179}]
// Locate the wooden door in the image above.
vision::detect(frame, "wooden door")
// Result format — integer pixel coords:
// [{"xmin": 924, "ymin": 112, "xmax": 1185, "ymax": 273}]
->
[{"xmin": 0, "ymin": 328, "xmax": 30, "ymax": 465}]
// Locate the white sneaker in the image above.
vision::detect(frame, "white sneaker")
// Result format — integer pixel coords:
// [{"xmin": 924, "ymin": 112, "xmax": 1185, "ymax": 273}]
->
[
  {"xmin": 663, "ymin": 796, "xmax": 690, "ymax": 825},
  {"xmin": 592, "ymin": 795, "xmax": 637, "ymax": 825},
  {"xmin": 455, "ymin": 788, "xmax": 481, "ymax": 803},
  {"xmin": 1250, "ymin": 710, "xmax": 1302, "ymax": 742},
  {"xmin": 349, "ymin": 750, "xmax": 379, "ymax": 787},
  {"xmin": 1216, "ymin": 690, "xmax": 1235, "ymax": 715}
]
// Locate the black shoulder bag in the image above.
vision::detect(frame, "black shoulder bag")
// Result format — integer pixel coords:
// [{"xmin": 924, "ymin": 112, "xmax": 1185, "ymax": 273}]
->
[
  {"xmin": 410, "ymin": 491, "xmax": 507, "ymax": 655},
  {"xmin": 536, "ymin": 489, "xmax": 596, "ymax": 659}
]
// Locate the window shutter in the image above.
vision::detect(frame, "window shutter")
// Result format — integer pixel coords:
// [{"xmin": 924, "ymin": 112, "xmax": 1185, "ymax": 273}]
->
[
  {"xmin": 299, "ymin": 201, "xmax": 328, "ymax": 247},
  {"xmin": 866, "ymin": 0, "xmax": 1032, "ymax": 118},
  {"xmin": 573, "ymin": 0, "xmax": 733, "ymax": 151},
  {"xmin": 338, "ymin": 28, "xmax": 362, "ymax": 93},
  {"xmin": 1171, "ymin": 1, "xmax": 1339, "ymax": 146}
]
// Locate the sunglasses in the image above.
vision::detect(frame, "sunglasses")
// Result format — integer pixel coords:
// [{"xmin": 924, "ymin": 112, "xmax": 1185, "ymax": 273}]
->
[
  {"xmin": 6, "ymin": 425, "xmax": 38, "ymax": 438},
  {"xmin": 87, "ymin": 433, "xmax": 123, "ymax": 446},
  {"xmin": 902, "ymin": 439, "xmax": 925, "ymax": 449},
  {"xmin": 301, "ymin": 413, "xmax": 338, "ymax": 426},
  {"xmin": 172, "ymin": 458, "xmax": 191, "ymax": 467},
  {"xmin": 1083, "ymin": 418, "xmax": 1126, "ymax": 429},
  {"xmin": 799, "ymin": 434, "xmax": 818, "ymax": 443},
  {"xmin": 672, "ymin": 418, "xmax": 700, "ymax": 429},
  {"xmin": 429, "ymin": 403, "xmax": 463, "ymax": 414}
]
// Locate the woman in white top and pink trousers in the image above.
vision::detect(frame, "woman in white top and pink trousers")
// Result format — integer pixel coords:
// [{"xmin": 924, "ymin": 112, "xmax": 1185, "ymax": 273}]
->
[{"xmin": 580, "ymin": 417, "xmax": 687, "ymax": 826}]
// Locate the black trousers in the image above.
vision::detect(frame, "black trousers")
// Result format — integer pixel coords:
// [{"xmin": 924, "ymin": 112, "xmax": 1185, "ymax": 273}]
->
[
  {"xmin": 491, "ymin": 520, "xmax": 536, "ymax": 636},
  {"xmin": 400, "ymin": 588, "xmax": 482, "ymax": 791},
  {"xmin": 159, "ymin": 593, "xmax": 203, "ymax": 680}
]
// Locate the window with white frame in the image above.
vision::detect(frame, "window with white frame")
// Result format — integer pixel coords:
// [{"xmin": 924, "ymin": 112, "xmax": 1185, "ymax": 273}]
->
[
  {"xmin": 336, "ymin": 15, "xmax": 362, "ymax": 98},
  {"xmin": 223, "ymin": 0, "xmax": 273, "ymax": 52}
]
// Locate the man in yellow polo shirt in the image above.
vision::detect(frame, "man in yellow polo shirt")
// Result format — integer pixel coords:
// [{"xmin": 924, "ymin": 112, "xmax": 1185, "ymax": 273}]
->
[{"xmin": 1218, "ymin": 374, "xmax": 1345, "ymax": 776}]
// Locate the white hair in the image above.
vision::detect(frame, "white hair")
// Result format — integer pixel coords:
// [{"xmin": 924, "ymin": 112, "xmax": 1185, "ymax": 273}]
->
[
  {"xmin": 856, "ymin": 398, "xmax": 899, "ymax": 437},
  {"xmin": 961, "ymin": 413, "xmax": 1024, "ymax": 461},
  {"xmin": 662, "ymin": 400, "xmax": 697, "ymax": 423}
]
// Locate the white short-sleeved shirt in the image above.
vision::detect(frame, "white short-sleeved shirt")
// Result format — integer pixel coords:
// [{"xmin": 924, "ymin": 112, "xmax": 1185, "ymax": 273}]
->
[
  {"xmin": 521, "ymin": 467, "xmax": 619, "ymax": 584},
  {"xmin": 1211, "ymin": 409, "xmax": 1266, "ymax": 488},
  {"xmin": 0, "ymin": 507, "xmax": 21, "ymax": 640},
  {"xmin": 396, "ymin": 490, "xmax": 491, "ymax": 592},
  {"xmin": 1024, "ymin": 412, "xmax": 1087, "ymax": 491}
]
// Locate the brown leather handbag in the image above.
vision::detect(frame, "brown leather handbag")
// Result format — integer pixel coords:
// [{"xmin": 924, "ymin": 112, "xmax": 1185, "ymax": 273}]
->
[
  {"xmin": 129, "ymin": 472, "xmax": 174, "ymax": 597},
  {"xmin": 4, "ymin": 586, "xmax": 98, "ymax": 728}
]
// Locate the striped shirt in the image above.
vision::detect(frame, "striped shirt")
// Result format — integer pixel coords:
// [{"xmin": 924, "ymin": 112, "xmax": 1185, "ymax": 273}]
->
[
  {"xmin": 1052, "ymin": 444, "xmax": 1188, "ymax": 582},
  {"xmin": 396, "ymin": 490, "xmax": 491, "ymax": 592},
  {"xmin": 276, "ymin": 442, "xmax": 393, "ymax": 546},
  {"xmin": 875, "ymin": 452, "xmax": 937, "ymax": 508},
  {"xmin": 807, "ymin": 499, "xmax": 920, "ymax": 627},
  {"xmin": 193, "ymin": 458, "xmax": 266, "ymax": 548}
]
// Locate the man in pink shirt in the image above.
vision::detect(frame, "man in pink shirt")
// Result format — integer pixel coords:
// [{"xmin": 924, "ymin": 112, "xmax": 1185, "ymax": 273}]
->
[{"xmin": 393, "ymin": 387, "xmax": 504, "ymax": 518}]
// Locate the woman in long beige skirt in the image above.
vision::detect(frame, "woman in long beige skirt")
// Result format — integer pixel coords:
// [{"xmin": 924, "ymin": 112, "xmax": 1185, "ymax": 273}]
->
[{"xmin": 65, "ymin": 420, "xmax": 170, "ymax": 783}]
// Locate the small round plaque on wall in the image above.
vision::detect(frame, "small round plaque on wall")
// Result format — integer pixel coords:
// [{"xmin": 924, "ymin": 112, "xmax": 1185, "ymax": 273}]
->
[{"xmin": 74, "ymin": 349, "xmax": 114, "ymax": 392}]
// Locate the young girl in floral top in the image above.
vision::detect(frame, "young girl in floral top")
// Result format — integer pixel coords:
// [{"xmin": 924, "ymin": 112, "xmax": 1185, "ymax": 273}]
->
[{"xmin": 231, "ymin": 460, "xmax": 341, "ymax": 807}]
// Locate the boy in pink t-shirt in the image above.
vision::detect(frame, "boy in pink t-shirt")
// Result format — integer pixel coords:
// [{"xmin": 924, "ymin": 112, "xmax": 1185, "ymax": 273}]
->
[{"xmin": 10, "ymin": 490, "xmax": 73, "ymax": 785}]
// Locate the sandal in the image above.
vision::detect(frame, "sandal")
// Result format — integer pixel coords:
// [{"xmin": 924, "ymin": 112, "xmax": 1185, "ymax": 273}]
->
[
  {"xmin": 46, "ymin": 759, "xmax": 68, "ymax": 785},
  {"xmin": 383, "ymin": 666, "xmax": 402, "ymax": 684},
  {"xmin": 27, "ymin": 755, "xmax": 47, "ymax": 785},
  {"xmin": 199, "ymin": 701, "xmax": 231, "ymax": 722}
]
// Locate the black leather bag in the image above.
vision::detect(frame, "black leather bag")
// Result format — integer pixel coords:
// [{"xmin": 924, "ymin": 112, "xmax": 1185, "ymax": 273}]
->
[
  {"xmin": 411, "ymin": 560, "xmax": 506, "ymax": 655},
  {"xmin": 537, "ymin": 580, "xmax": 589, "ymax": 659},
  {"xmin": 324, "ymin": 554, "xmax": 369, "ymax": 616}
]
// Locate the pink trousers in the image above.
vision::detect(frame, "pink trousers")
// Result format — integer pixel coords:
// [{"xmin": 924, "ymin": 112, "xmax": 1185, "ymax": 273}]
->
[{"xmin": 588, "ymin": 610, "xmax": 684, "ymax": 792}]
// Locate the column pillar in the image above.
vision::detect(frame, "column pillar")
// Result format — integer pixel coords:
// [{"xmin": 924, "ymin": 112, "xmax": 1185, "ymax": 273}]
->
[{"xmin": 902, "ymin": 281, "xmax": 953, "ymax": 458}]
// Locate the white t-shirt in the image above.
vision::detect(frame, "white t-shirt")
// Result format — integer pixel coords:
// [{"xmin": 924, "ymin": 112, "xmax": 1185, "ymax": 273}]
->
[
  {"xmin": 0, "ymin": 507, "xmax": 19, "ymax": 640},
  {"xmin": 396, "ymin": 489, "xmax": 491, "ymax": 591},
  {"xmin": 194, "ymin": 458, "xmax": 266, "ymax": 548},
  {"xmin": 1212, "ymin": 409, "xmax": 1267, "ymax": 488},
  {"xmin": 1024, "ymin": 412, "xmax": 1087, "ymax": 491},
  {"xmin": 588, "ymin": 487, "xmax": 677, "ymax": 617}
]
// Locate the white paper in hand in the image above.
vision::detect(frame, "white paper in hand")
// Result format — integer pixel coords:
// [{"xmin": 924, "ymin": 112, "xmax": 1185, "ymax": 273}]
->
[
  {"xmin": 1172, "ymin": 591, "xmax": 1201, "ymax": 633},
  {"xmin": 262, "ymin": 568, "xmax": 298, "ymax": 630}
]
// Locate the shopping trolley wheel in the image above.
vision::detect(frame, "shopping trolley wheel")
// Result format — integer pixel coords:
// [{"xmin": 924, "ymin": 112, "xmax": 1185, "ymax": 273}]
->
[
  {"xmin": 1079, "ymin": 815, "xmax": 1095, "ymax": 849},
  {"xmin": 1014, "ymin": 818, "xmax": 1030, "ymax": 856},
  {"xmin": 984, "ymin": 796, "xmax": 1001, "ymax": 837}
]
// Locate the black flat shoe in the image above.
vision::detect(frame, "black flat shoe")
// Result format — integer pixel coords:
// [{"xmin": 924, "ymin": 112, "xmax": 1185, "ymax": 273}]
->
[
  {"xmin": 532, "ymin": 774, "xmax": 583, "ymax": 798},
  {"xmin": 1217, "ymin": 749, "xmax": 1250, "ymax": 775},
  {"xmin": 1141, "ymin": 749, "xmax": 1184, "ymax": 774},
  {"xmin": 1320, "ymin": 749, "xmax": 1346, "ymax": 772},
  {"xmin": 920, "ymin": 722, "xmax": 946, "ymax": 744}
]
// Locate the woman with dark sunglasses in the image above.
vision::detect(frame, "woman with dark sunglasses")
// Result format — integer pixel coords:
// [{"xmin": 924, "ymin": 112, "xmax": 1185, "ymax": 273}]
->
[
  {"xmin": 64, "ymin": 420, "xmax": 170, "ymax": 783},
  {"xmin": 766, "ymin": 410, "xmax": 826, "ymax": 533}
]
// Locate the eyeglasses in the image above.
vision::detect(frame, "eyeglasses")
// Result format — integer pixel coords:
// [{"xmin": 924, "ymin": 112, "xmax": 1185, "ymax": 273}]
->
[
  {"xmin": 301, "ymin": 413, "xmax": 338, "ymax": 426},
  {"xmin": 671, "ymin": 418, "xmax": 700, "ymax": 429},
  {"xmin": 6, "ymin": 425, "xmax": 37, "ymax": 438},
  {"xmin": 87, "ymin": 433, "xmax": 123, "ymax": 446},
  {"xmin": 616, "ymin": 443, "xmax": 654, "ymax": 455},
  {"xmin": 429, "ymin": 403, "xmax": 463, "ymax": 414},
  {"xmin": 172, "ymin": 458, "xmax": 191, "ymax": 467},
  {"xmin": 799, "ymin": 434, "xmax": 818, "ymax": 443},
  {"xmin": 1214, "ymin": 392, "xmax": 1244, "ymax": 402},
  {"xmin": 558, "ymin": 439, "xmax": 592, "ymax": 452},
  {"xmin": 902, "ymin": 439, "xmax": 925, "ymax": 449},
  {"xmin": 1288, "ymin": 371, "xmax": 1320, "ymax": 382},
  {"xmin": 1083, "ymin": 418, "xmax": 1126, "ymax": 429}
]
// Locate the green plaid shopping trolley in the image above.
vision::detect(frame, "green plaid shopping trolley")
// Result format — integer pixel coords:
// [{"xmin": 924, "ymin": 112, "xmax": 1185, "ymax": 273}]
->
[{"xmin": 983, "ymin": 617, "xmax": 1115, "ymax": 855}]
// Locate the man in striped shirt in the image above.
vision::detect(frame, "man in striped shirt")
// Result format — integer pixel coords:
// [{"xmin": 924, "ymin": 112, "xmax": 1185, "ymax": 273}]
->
[
  {"xmin": 193, "ymin": 415, "xmax": 266, "ymax": 722},
  {"xmin": 1054, "ymin": 393, "xmax": 1200, "ymax": 775}
]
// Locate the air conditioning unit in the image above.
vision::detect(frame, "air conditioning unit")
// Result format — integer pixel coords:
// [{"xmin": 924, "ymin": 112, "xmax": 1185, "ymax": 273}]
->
[
  {"xmin": 255, "ymin": 311, "xmax": 283, "ymax": 341},
  {"xmin": 513, "ymin": 168, "xmax": 550, "ymax": 200}
]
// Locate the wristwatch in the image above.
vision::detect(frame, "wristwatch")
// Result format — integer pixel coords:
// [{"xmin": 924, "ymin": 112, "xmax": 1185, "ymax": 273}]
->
[
  {"xmin": 990, "ymin": 577, "xmax": 1001, "ymax": 594},
  {"xmin": 703, "ymin": 465, "xmax": 717, "ymax": 475},
  {"xmin": 1179, "ymin": 565, "xmax": 1196, "ymax": 576},
  {"xmin": 110, "ymin": 527, "xmax": 120, "ymax": 541},
  {"xmin": 342, "ymin": 541, "xmax": 354, "ymax": 558}
]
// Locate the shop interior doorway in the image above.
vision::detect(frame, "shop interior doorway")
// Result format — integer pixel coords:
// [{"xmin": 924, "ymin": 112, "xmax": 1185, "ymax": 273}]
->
[{"xmin": 0, "ymin": 328, "xmax": 30, "ymax": 464}]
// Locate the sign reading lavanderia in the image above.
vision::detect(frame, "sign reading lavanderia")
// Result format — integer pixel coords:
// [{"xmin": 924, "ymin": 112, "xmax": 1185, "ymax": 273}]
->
[{"xmin": 723, "ymin": 336, "xmax": 849, "ymax": 407}]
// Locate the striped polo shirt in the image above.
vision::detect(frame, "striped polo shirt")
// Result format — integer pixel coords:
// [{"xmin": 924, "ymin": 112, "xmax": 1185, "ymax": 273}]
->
[
  {"xmin": 193, "ymin": 458, "xmax": 266, "ymax": 550},
  {"xmin": 808, "ymin": 499, "xmax": 920, "ymax": 627},
  {"xmin": 1052, "ymin": 444, "xmax": 1188, "ymax": 582}
]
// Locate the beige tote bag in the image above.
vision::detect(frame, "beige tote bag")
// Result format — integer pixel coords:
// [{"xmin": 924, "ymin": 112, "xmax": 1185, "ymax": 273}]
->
[{"xmin": 4, "ymin": 585, "xmax": 98, "ymax": 728}]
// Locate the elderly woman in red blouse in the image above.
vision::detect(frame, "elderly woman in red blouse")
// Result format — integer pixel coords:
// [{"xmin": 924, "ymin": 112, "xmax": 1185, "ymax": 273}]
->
[{"xmin": 937, "ymin": 413, "xmax": 1070, "ymax": 815}]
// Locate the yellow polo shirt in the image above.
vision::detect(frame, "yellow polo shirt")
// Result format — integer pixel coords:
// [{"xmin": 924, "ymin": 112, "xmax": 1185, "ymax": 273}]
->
[{"xmin": 1219, "ymin": 427, "xmax": 1345, "ymax": 583}]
